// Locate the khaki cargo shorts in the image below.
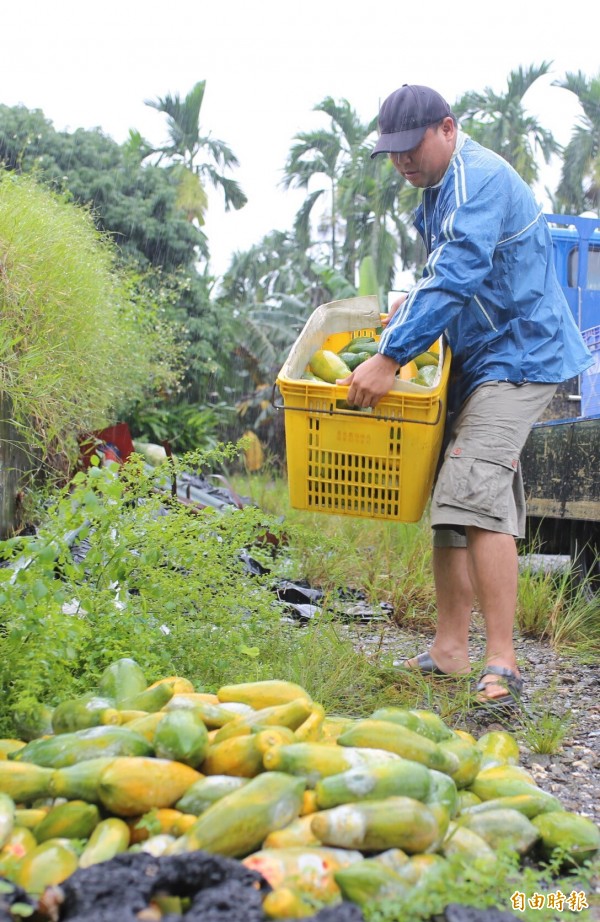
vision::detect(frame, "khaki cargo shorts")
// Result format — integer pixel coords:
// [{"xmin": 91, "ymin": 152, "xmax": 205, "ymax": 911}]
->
[{"xmin": 431, "ymin": 381, "xmax": 557, "ymax": 546}]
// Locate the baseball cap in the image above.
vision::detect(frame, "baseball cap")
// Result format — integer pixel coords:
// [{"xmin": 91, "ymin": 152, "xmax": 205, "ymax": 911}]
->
[{"xmin": 371, "ymin": 85, "xmax": 454, "ymax": 158}]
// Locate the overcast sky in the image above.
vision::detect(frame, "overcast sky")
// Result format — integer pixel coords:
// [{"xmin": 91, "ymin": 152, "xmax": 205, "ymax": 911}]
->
[{"xmin": 1, "ymin": 0, "xmax": 598, "ymax": 277}]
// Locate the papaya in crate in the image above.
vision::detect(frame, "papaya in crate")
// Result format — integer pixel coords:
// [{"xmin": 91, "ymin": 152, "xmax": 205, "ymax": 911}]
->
[
  {"xmin": 0, "ymin": 760, "xmax": 53, "ymax": 803},
  {"xmin": 15, "ymin": 838, "xmax": 79, "ymax": 894},
  {"xmin": 311, "ymin": 796, "xmax": 440, "ymax": 853},
  {"xmin": 79, "ymin": 817, "xmax": 131, "ymax": 868},
  {"xmin": 216, "ymin": 679, "xmax": 312, "ymax": 710},
  {"xmin": 153, "ymin": 710, "xmax": 209, "ymax": 768},
  {"xmin": 97, "ymin": 757, "xmax": 201, "ymax": 817},
  {"xmin": 337, "ymin": 719, "xmax": 459, "ymax": 775},
  {"xmin": 314, "ymin": 757, "xmax": 431, "ymax": 809},
  {"xmin": 171, "ymin": 771, "xmax": 306, "ymax": 859},
  {"xmin": 97, "ymin": 657, "xmax": 148, "ymax": 705},
  {"xmin": 308, "ymin": 350, "xmax": 352, "ymax": 384},
  {"xmin": 10, "ymin": 724, "xmax": 153, "ymax": 768},
  {"xmin": 33, "ymin": 799, "xmax": 100, "ymax": 843}
]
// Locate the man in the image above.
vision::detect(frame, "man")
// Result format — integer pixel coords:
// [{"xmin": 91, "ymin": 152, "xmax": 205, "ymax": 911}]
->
[{"xmin": 337, "ymin": 84, "xmax": 593, "ymax": 709}]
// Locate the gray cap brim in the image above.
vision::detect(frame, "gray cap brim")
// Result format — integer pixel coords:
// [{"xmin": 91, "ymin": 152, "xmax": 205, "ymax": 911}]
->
[{"xmin": 370, "ymin": 124, "xmax": 428, "ymax": 158}]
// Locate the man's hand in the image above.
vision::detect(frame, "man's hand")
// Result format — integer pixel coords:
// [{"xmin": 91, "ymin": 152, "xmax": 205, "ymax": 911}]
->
[
  {"xmin": 336, "ymin": 353, "xmax": 399, "ymax": 408},
  {"xmin": 381, "ymin": 292, "xmax": 408, "ymax": 327}
]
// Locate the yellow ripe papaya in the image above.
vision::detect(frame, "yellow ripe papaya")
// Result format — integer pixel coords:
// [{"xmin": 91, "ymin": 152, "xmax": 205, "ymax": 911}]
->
[
  {"xmin": 441, "ymin": 821, "xmax": 496, "ymax": 866},
  {"xmin": 216, "ymin": 680, "xmax": 312, "ymax": 711},
  {"xmin": 469, "ymin": 764, "xmax": 538, "ymax": 801},
  {"xmin": 16, "ymin": 838, "xmax": 79, "ymax": 894},
  {"xmin": 97, "ymin": 757, "xmax": 201, "ymax": 817},
  {"xmin": 0, "ymin": 760, "xmax": 53, "ymax": 803},
  {"xmin": 262, "ymin": 886, "xmax": 319, "ymax": 919},
  {"xmin": 476, "ymin": 730, "xmax": 520, "ymax": 769},
  {"xmin": 201, "ymin": 733, "xmax": 266, "ymax": 778},
  {"xmin": 262, "ymin": 815, "xmax": 322, "ymax": 849},
  {"xmin": 146, "ymin": 676, "xmax": 195, "ymax": 695},
  {"xmin": 121, "ymin": 711, "xmax": 164, "ymax": 743},
  {"xmin": 398, "ymin": 360, "xmax": 418, "ymax": 381},
  {"xmin": 308, "ymin": 350, "xmax": 352, "ymax": 384},
  {"xmin": 212, "ymin": 699, "xmax": 313, "ymax": 744},
  {"xmin": 79, "ymin": 817, "xmax": 131, "ymax": 868},
  {"xmin": 128, "ymin": 808, "xmax": 198, "ymax": 844},
  {"xmin": 294, "ymin": 703, "xmax": 326, "ymax": 743},
  {"xmin": 263, "ymin": 742, "xmax": 403, "ymax": 788},
  {"xmin": 14, "ymin": 808, "xmax": 49, "ymax": 830},
  {"xmin": 0, "ymin": 740, "xmax": 26, "ymax": 761},
  {"xmin": 300, "ymin": 790, "xmax": 318, "ymax": 816},
  {"xmin": 437, "ymin": 736, "xmax": 482, "ymax": 789}
]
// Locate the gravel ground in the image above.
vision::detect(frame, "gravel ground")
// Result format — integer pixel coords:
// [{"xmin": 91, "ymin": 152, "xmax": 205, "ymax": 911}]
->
[{"xmin": 344, "ymin": 613, "xmax": 600, "ymax": 827}]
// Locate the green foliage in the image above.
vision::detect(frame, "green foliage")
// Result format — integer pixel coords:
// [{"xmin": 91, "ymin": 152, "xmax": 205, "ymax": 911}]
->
[
  {"xmin": 363, "ymin": 846, "xmax": 597, "ymax": 922},
  {"xmin": 0, "ymin": 171, "xmax": 178, "ymax": 463}
]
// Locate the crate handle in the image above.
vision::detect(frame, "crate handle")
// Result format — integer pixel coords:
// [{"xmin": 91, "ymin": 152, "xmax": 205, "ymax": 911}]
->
[{"xmin": 271, "ymin": 384, "xmax": 444, "ymax": 426}]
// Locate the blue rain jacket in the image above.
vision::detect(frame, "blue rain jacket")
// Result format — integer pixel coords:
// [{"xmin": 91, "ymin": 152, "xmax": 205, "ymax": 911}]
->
[{"xmin": 378, "ymin": 134, "xmax": 593, "ymax": 412}]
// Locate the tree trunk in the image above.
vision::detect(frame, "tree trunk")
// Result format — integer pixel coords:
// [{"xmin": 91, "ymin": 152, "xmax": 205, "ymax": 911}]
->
[{"xmin": 0, "ymin": 394, "xmax": 30, "ymax": 538}]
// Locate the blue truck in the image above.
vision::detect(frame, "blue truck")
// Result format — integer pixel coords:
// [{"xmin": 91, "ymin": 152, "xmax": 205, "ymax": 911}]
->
[{"xmin": 520, "ymin": 213, "xmax": 600, "ymax": 595}]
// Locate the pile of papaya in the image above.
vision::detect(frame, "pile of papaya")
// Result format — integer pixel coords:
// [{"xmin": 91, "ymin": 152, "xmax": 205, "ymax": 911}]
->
[
  {"xmin": 0, "ymin": 659, "xmax": 598, "ymax": 919},
  {"xmin": 303, "ymin": 333, "xmax": 440, "ymax": 390}
]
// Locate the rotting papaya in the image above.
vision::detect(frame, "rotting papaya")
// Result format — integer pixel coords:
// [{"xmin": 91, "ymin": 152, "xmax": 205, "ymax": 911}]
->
[
  {"xmin": 440, "ymin": 821, "xmax": 496, "ymax": 866},
  {"xmin": 334, "ymin": 860, "xmax": 408, "ymax": 907},
  {"xmin": 311, "ymin": 796, "xmax": 440, "ymax": 853},
  {"xmin": 0, "ymin": 792, "xmax": 15, "ymax": 848},
  {"xmin": 460, "ymin": 791, "xmax": 563, "ymax": 819},
  {"xmin": 458, "ymin": 807, "xmax": 539, "ymax": 856},
  {"xmin": 263, "ymin": 742, "xmax": 403, "ymax": 788},
  {"xmin": 262, "ymin": 815, "xmax": 322, "ymax": 849},
  {"xmin": 314, "ymin": 757, "xmax": 431, "ymax": 810},
  {"xmin": 532, "ymin": 811, "xmax": 600, "ymax": 865},
  {"xmin": 438, "ymin": 735, "xmax": 482, "ymax": 788}
]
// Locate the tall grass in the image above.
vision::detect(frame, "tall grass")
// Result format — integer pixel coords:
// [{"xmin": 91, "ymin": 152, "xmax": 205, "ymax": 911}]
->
[
  {"xmin": 0, "ymin": 171, "xmax": 177, "ymax": 465},
  {"xmin": 234, "ymin": 469, "xmax": 600, "ymax": 659}
]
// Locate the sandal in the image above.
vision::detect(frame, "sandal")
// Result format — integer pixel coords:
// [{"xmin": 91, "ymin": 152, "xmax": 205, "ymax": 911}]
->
[
  {"xmin": 475, "ymin": 665, "xmax": 523, "ymax": 712},
  {"xmin": 395, "ymin": 651, "xmax": 450, "ymax": 676}
]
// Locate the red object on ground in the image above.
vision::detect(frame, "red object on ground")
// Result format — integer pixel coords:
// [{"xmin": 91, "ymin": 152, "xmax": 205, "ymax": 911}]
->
[{"xmin": 79, "ymin": 423, "xmax": 135, "ymax": 469}]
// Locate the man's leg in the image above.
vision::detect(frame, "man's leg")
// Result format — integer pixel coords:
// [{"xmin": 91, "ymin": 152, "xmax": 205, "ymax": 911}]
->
[
  {"xmin": 406, "ymin": 544, "xmax": 473, "ymax": 674},
  {"xmin": 465, "ymin": 525, "xmax": 520, "ymax": 699}
]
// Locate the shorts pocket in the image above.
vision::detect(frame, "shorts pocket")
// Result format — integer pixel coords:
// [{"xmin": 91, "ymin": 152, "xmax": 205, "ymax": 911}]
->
[{"xmin": 433, "ymin": 450, "xmax": 518, "ymax": 519}]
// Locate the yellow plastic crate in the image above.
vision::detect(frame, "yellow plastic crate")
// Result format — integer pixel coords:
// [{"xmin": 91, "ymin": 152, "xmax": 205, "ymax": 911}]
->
[{"xmin": 275, "ymin": 297, "xmax": 450, "ymax": 522}]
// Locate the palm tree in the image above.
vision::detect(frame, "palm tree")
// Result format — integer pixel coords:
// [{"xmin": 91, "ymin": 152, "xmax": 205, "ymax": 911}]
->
[
  {"xmin": 454, "ymin": 63, "xmax": 560, "ymax": 185},
  {"xmin": 144, "ymin": 80, "xmax": 247, "ymax": 224},
  {"xmin": 553, "ymin": 71, "xmax": 600, "ymax": 214},
  {"xmin": 281, "ymin": 97, "xmax": 376, "ymax": 275}
]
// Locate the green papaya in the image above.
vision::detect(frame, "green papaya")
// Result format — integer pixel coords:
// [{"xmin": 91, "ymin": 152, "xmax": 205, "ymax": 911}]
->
[
  {"xmin": 12, "ymin": 701, "xmax": 54, "ymax": 742},
  {"xmin": 97, "ymin": 657, "xmax": 148, "ymax": 705},
  {"xmin": 458, "ymin": 807, "xmax": 539, "ymax": 856},
  {"xmin": 314, "ymin": 758, "xmax": 431, "ymax": 809},
  {"xmin": 79, "ymin": 817, "xmax": 131, "ymax": 868},
  {"xmin": 49, "ymin": 757, "xmax": 116, "ymax": 802},
  {"xmin": 153, "ymin": 710, "xmax": 209, "ymax": 768},
  {"xmin": 51, "ymin": 695, "xmax": 120, "ymax": 734},
  {"xmin": 15, "ymin": 838, "xmax": 79, "ymax": 894},
  {"xmin": 11, "ymin": 725, "xmax": 153, "ymax": 768},
  {"xmin": 532, "ymin": 811, "xmax": 600, "ymax": 865},
  {"xmin": 175, "ymin": 775, "xmax": 249, "ymax": 815},
  {"xmin": 334, "ymin": 859, "xmax": 408, "ymax": 906},
  {"xmin": 337, "ymin": 719, "xmax": 459, "ymax": 775},
  {"xmin": 337, "ymin": 351, "xmax": 372, "ymax": 371},
  {"xmin": 171, "ymin": 771, "xmax": 306, "ymax": 858},
  {"xmin": 0, "ymin": 761, "xmax": 53, "ymax": 803},
  {"xmin": 34, "ymin": 799, "xmax": 100, "ymax": 843}
]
